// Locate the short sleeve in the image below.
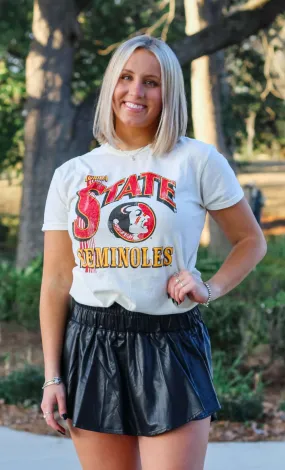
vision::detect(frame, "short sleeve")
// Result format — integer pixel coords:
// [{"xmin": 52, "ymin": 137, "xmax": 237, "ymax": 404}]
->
[
  {"xmin": 200, "ymin": 146, "xmax": 244, "ymax": 210},
  {"xmin": 42, "ymin": 169, "xmax": 68, "ymax": 231}
]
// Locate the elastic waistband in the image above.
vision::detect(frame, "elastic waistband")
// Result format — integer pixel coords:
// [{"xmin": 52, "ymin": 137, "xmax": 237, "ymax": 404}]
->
[{"xmin": 69, "ymin": 299, "xmax": 203, "ymax": 333}]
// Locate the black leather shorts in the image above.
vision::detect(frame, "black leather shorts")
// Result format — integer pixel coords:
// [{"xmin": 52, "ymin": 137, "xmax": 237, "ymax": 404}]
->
[{"xmin": 61, "ymin": 299, "xmax": 221, "ymax": 436}]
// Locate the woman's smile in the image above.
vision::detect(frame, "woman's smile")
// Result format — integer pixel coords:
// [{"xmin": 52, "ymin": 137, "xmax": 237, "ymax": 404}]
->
[{"xmin": 123, "ymin": 101, "xmax": 147, "ymax": 112}]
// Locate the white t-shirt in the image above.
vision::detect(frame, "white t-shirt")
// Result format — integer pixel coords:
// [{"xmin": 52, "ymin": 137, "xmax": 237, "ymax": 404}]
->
[{"xmin": 42, "ymin": 136, "xmax": 244, "ymax": 314}]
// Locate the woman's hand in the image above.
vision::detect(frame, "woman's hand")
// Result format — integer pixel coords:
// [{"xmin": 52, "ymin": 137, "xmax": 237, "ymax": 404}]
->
[
  {"xmin": 41, "ymin": 383, "xmax": 68, "ymax": 435},
  {"xmin": 167, "ymin": 270, "xmax": 209, "ymax": 305}
]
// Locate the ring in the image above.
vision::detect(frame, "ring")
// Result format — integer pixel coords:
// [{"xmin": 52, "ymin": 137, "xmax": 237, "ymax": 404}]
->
[
  {"xmin": 179, "ymin": 281, "xmax": 184, "ymax": 288},
  {"xmin": 175, "ymin": 278, "xmax": 180, "ymax": 284},
  {"xmin": 43, "ymin": 411, "xmax": 52, "ymax": 419}
]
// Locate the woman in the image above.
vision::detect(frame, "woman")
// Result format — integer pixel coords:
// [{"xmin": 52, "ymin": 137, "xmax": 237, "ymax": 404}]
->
[{"xmin": 40, "ymin": 35, "xmax": 267, "ymax": 470}]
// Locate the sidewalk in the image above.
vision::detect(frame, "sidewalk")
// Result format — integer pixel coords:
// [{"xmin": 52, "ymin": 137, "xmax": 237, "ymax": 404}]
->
[{"xmin": 1, "ymin": 426, "xmax": 284, "ymax": 469}]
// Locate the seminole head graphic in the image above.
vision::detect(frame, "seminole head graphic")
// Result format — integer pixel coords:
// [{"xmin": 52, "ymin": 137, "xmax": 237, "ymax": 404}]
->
[{"xmin": 108, "ymin": 202, "xmax": 156, "ymax": 242}]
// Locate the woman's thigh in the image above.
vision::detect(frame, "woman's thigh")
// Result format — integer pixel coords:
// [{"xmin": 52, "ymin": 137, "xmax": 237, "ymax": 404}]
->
[
  {"xmin": 67, "ymin": 419, "xmax": 142, "ymax": 470},
  {"xmin": 138, "ymin": 417, "xmax": 211, "ymax": 470}
]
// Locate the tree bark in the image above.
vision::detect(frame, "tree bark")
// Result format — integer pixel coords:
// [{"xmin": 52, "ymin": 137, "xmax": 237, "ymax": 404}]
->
[
  {"xmin": 16, "ymin": 0, "xmax": 94, "ymax": 268},
  {"xmin": 245, "ymin": 110, "xmax": 257, "ymax": 157},
  {"xmin": 185, "ymin": 0, "xmax": 230, "ymax": 157},
  {"xmin": 185, "ymin": 0, "xmax": 233, "ymax": 258}
]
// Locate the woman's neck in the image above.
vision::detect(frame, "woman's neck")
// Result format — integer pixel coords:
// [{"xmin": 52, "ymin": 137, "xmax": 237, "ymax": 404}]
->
[{"xmin": 114, "ymin": 123, "xmax": 157, "ymax": 151}]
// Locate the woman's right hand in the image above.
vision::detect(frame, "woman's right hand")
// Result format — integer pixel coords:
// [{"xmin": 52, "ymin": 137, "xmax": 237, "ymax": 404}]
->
[{"xmin": 41, "ymin": 383, "xmax": 68, "ymax": 435}]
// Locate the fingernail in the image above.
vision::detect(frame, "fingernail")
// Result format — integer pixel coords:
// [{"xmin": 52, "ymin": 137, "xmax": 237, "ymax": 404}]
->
[
  {"xmin": 61, "ymin": 413, "xmax": 68, "ymax": 420},
  {"xmin": 172, "ymin": 299, "xmax": 178, "ymax": 306},
  {"xmin": 167, "ymin": 293, "xmax": 171, "ymax": 299},
  {"xmin": 57, "ymin": 430, "xmax": 65, "ymax": 435}
]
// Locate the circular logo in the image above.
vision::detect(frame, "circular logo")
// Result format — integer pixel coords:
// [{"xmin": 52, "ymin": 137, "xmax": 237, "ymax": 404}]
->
[{"xmin": 108, "ymin": 202, "xmax": 156, "ymax": 243}]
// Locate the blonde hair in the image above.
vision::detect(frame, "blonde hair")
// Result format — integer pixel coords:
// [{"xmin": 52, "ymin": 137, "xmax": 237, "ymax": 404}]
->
[{"xmin": 93, "ymin": 35, "xmax": 187, "ymax": 156}]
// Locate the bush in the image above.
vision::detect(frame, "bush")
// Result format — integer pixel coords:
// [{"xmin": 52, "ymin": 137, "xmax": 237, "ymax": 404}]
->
[
  {"xmin": 197, "ymin": 236, "xmax": 285, "ymax": 360},
  {"xmin": 0, "ymin": 364, "xmax": 44, "ymax": 406},
  {"xmin": 0, "ymin": 261, "xmax": 18, "ymax": 319},
  {"xmin": 14, "ymin": 255, "xmax": 43, "ymax": 329},
  {"xmin": 279, "ymin": 401, "xmax": 285, "ymax": 412},
  {"xmin": 0, "ymin": 255, "xmax": 42, "ymax": 329},
  {"xmin": 218, "ymin": 397, "xmax": 263, "ymax": 422},
  {"xmin": 213, "ymin": 350, "xmax": 264, "ymax": 421}
]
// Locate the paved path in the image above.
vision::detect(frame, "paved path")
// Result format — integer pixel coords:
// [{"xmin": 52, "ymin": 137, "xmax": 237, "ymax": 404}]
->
[{"xmin": 1, "ymin": 427, "xmax": 285, "ymax": 469}]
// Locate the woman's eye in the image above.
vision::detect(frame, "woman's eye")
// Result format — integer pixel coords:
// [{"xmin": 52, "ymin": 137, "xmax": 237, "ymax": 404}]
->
[{"xmin": 120, "ymin": 76, "xmax": 158, "ymax": 86}]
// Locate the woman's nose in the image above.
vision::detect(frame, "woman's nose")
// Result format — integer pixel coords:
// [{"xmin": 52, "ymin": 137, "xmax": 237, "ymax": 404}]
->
[{"xmin": 129, "ymin": 80, "xmax": 144, "ymax": 97}]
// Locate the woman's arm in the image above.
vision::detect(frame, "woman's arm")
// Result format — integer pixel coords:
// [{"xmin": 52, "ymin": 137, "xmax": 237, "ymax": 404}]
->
[
  {"xmin": 40, "ymin": 230, "xmax": 75, "ymax": 381},
  {"xmin": 168, "ymin": 197, "xmax": 267, "ymax": 304},
  {"xmin": 206, "ymin": 197, "xmax": 267, "ymax": 301}
]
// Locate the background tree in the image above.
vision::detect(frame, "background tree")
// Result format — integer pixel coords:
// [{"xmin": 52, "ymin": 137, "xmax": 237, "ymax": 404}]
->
[{"xmin": 184, "ymin": 0, "xmax": 235, "ymax": 258}]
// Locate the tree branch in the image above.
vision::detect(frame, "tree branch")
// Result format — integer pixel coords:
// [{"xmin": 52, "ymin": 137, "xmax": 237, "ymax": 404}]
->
[
  {"xmin": 171, "ymin": 0, "xmax": 285, "ymax": 65},
  {"xmin": 98, "ymin": 13, "xmax": 170, "ymax": 56},
  {"xmin": 161, "ymin": 0, "xmax": 176, "ymax": 41}
]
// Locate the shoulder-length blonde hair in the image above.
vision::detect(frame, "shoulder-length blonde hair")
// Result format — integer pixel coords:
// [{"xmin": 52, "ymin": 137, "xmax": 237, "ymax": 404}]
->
[{"xmin": 93, "ymin": 35, "xmax": 187, "ymax": 156}]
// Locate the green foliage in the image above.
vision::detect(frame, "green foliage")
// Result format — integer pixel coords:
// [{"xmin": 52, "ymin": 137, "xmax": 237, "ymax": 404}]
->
[
  {"xmin": 0, "ymin": 0, "xmax": 32, "ymax": 173},
  {"xmin": 0, "ymin": 255, "xmax": 42, "ymax": 329},
  {"xmin": 224, "ymin": 19, "xmax": 285, "ymax": 158},
  {"xmin": 197, "ymin": 236, "xmax": 285, "ymax": 359},
  {"xmin": 218, "ymin": 397, "xmax": 263, "ymax": 422},
  {"xmin": 0, "ymin": 214, "xmax": 19, "ymax": 252},
  {"xmin": 0, "ymin": 0, "xmax": 33, "ymax": 58},
  {"xmin": 0, "ymin": 262, "xmax": 19, "ymax": 319},
  {"xmin": 213, "ymin": 351, "xmax": 263, "ymax": 399},
  {"xmin": 15, "ymin": 256, "xmax": 43, "ymax": 329},
  {"xmin": 196, "ymin": 236, "xmax": 285, "ymax": 421},
  {"xmin": 0, "ymin": 60, "xmax": 26, "ymax": 172},
  {"xmin": 0, "ymin": 365, "xmax": 44, "ymax": 406},
  {"xmin": 279, "ymin": 401, "xmax": 285, "ymax": 412},
  {"xmin": 213, "ymin": 350, "xmax": 264, "ymax": 421}
]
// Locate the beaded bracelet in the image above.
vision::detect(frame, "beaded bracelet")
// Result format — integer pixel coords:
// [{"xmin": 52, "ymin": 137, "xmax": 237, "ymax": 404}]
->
[
  {"xmin": 202, "ymin": 282, "xmax": 212, "ymax": 308},
  {"xmin": 42, "ymin": 377, "xmax": 63, "ymax": 389}
]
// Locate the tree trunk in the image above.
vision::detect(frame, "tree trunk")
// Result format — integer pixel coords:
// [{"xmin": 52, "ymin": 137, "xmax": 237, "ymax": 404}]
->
[
  {"xmin": 185, "ymin": 0, "xmax": 229, "ymax": 156},
  {"xmin": 16, "ymin": 0, "xmax": 94, "ymax": 268},
  {"xmin": 185, "ymin": 0, "xmax": 233, "ymax": 258}
]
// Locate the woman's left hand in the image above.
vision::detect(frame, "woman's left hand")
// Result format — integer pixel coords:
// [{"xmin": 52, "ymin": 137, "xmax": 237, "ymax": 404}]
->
[{"xmin": 167, "ymin": 270, "xmax": 209, "ymax": 305}]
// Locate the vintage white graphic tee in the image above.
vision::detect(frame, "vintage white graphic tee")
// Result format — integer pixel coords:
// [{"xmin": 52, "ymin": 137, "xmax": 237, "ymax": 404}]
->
[{"xmin": 42, "ymin": 137, "xmax": 244, "ymax": 314}]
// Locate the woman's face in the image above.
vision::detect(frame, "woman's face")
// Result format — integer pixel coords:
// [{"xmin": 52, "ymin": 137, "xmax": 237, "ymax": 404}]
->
[{"xmin": 112, "ymin": 49, "xmax": 162, "ymax": 134}]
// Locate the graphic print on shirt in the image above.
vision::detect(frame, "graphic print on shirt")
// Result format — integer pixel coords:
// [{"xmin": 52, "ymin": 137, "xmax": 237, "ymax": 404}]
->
[
  {"xmin": 72, "ymin": 172, "xmax": 176, "ymax": 272},
  {"xmin": 108, "ymin": 202, "xmax": 156, "ymax": 242}
]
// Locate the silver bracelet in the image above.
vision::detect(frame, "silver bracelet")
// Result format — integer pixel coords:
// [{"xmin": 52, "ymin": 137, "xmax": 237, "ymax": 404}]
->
[
  {"xmin": 202, "ymin": 282, "xmax": 212, "ymax": 307},
  {"xmin": 42, "ymin": 377, "xmax": 63, "ymax": 389}
]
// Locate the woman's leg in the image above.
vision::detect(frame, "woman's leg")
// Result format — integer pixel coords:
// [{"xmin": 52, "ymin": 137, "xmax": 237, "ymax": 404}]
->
[
  {"xmin": 138, "ymin": 416, "xmax": 211, "ymax": 470},
  {"xmin": 67, "ymin": 419, "xmax": 142, "ymax": 470}
]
